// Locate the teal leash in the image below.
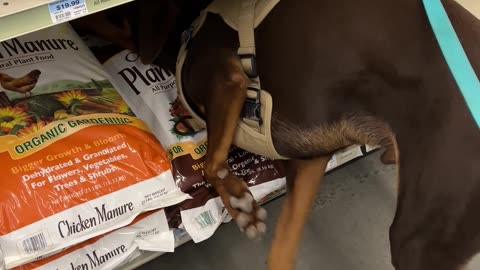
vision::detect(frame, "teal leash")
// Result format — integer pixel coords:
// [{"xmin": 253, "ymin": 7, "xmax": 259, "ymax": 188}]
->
[{"xmin": 423, "ymin": 0, "xmax": 480, "ymax": 127}]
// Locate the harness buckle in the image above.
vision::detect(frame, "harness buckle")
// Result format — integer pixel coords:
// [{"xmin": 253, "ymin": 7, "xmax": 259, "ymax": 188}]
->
[
  {"xmin": 239, "ymin": 54, "xmax": 258, "ymax": 78},
  {"xmin": 181, "ymin": 26, "xmax": 194, "ymax": 48},
  {"xmin": 242, "ymin": 87, "xmax": 263, "ymax": 126}
]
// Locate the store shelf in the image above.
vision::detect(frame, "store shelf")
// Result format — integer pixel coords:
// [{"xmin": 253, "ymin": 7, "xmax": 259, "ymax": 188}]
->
[{"xmin": 0, "ymin": 0, "xmax": 134, "ymax": 42}]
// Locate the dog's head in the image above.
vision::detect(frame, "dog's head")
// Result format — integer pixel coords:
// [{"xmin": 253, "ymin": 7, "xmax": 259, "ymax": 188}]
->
[
  {"xmin": 128, "ymin": 0, "xmax": 179, "ymax": 67},
  {"xmin": 75, "ymin": 0, "xmax": 211, "ymax": 72},
  {"xmin": 133, "ymin": 0, "xmax": 212, "ymax": 71}
]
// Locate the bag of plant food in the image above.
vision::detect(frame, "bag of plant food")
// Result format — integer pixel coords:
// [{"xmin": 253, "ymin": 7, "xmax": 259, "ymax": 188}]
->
[
  {"xmin": 0, "ymin": 24, "xmax": 190, "ymax": 268},
  {"xmin": 14, "ymin": 209, "xmax": 173, "ymax": 270},
  {"xmin": 103, "ymin": 50, "xmax": 287, "ymax": 242}
]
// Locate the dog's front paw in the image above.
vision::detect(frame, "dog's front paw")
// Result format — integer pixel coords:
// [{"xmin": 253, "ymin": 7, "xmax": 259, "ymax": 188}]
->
[
  {"xmin": 215, "ymin": 169, "xmax": 268, "ymax": 239},
  {"xmin": 231, "ymin": 194, "xmax": 268, "ymax": 240}
]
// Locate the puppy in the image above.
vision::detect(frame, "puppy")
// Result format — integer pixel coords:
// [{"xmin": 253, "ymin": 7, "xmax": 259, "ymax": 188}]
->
[
  {"xmin": 78, "ymin": 0, "xmax": 480, "ymax": 269},
  {"xmin": 178, "ymin": 1, "xmax": 480, "ymax": 269}
]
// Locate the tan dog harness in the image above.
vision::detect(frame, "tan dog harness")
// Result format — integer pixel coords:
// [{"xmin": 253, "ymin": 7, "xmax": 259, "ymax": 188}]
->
[{"xmin": 176, "ymin": 0, "xmax": 288, "ymax": 159}]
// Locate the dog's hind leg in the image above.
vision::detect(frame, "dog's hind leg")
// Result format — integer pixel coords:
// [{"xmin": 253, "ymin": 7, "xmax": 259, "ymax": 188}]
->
[
  {"xmin": 193, "ymin": 55, "xmax": 267, "ymax": 239},
  {"xmin": 388, "ymin": 134, "xmax": 480, "ymax": 270},
  {"xmin": 390, "ymin": 193, "xmax": 474, "ymax": 270},
  {"xmin": 268, "ymin": 156, "xmax": 331, "ymax": 270}
]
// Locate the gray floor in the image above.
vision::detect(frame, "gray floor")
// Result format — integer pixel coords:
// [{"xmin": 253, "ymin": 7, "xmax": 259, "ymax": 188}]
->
[{"xmin": 139, "ymin": 151, "xmax": 480, "ymax": 270}]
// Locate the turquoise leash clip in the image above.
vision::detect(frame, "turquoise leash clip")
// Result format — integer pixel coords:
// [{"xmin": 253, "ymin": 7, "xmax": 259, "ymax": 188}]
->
[{"xmin": 423, "ymin": 0, "xmax": 480, "ymax": 127}]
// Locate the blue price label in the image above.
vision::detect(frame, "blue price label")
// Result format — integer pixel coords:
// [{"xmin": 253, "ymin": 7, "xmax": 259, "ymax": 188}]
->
[
  {"xmin": 49, "ymin": 0, "xmax": 84, "ymax": 13},
  {"xmin": 48, "ymin": 0, "xmax": 88, "ymax": 23}
]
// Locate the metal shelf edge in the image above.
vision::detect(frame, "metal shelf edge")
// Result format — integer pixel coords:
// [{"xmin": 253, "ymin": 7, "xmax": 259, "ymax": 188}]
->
[{"xmin": 0, "ymin": 0, "xmax": 134, "ymax": 42}]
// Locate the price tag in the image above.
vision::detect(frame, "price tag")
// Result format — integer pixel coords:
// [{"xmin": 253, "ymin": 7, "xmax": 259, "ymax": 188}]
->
[{"xmin": 48, "ymin": 0, "xmax": 88, "ymax": 24}]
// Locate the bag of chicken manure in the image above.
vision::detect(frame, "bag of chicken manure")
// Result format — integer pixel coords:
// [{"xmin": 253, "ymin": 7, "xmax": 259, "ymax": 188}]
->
[
  {"xmin": 0, "ymin": 24, "xmax": 189, "ymax": 269},
  {"xmin": 14, "ymin": 209, "xmax": 174, "ymax": 270}
]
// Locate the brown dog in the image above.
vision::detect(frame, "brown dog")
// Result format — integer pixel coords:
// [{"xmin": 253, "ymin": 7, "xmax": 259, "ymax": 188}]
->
[{"xmin": 77, "ymin": 0, "xmax": 480, "ymax": 269}]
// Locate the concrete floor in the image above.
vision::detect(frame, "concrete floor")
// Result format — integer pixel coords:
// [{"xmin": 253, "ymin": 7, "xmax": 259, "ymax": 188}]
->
[{"xmin": 140, "ymin": 151, "xmax": 480, "ymax": 270}]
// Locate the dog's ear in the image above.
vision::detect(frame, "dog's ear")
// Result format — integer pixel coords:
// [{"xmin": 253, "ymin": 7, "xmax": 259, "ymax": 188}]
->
[
  {"xmin": 71, "ymin": 7, "xmax": 135, "ymax": 52},
  {"xmin": 128, "ymin": 0, "xmax": 180, "ymax": 65}
]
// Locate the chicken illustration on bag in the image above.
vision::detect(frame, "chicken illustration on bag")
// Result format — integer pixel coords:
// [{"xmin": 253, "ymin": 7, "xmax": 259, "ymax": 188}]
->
[
  {"xmin": 0, "ymin": 70, "xmax": 41, "ymax": 97},
  {"xmin": 0, "ymin": 72, "xmax": 134, "ymax": 137}
]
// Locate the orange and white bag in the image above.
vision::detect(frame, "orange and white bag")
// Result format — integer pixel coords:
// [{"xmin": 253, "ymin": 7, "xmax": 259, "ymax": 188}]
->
[
  {"xmin": 14, "ymin": 209, "xmax": 174, "ymax": 270},
  {"xmin": 0, "ymin": 24, "xmax": 189, "ymax": 268}
]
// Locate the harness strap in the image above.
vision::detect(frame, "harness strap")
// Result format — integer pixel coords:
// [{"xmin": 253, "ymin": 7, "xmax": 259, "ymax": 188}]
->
[
  {"xmin": 238, "ymin": 0, "xmax": 258, "ymax": 78},
  {"xmin": 238, "ymin": 0, "xmax": 263, "ymax": 131},
  {"xmin": 423, "ymin": 0, "xmax": 480, "ymax": 127}
]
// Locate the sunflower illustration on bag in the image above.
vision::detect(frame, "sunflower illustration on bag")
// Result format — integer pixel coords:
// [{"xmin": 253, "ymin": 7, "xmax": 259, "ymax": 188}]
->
[{"xmin": 169, "ymin": 97, "xmax": 199, "ymax": 138}]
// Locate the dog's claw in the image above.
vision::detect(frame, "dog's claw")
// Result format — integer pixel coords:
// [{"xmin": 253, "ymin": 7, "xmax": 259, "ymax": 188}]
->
[
  {"xmin": 236, "ymin": 213, "xmax": 251, "ymax": 228},
  {"xmin": 257, "ymin": 207, "xmax": 267, "ymax": 220},
  {"xmin": 246, "ymin": 225, "xmax": 259, "ymax": 240},
  {"xmin": 256, "ymin": 222, "xmax": 267, "ymax": 234}
]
